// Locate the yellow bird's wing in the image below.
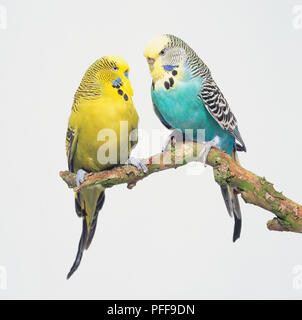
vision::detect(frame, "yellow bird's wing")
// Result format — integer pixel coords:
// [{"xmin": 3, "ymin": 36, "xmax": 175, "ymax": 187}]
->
[{"xmin": 65, "ymin": 126, "xmax": 78, "ymax": 173}]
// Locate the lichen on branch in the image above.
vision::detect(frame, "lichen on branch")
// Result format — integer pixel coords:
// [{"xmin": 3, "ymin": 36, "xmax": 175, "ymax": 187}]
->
[{"xmin": 60, "ymin": 142, "xmax": 302, "ymax": 234}]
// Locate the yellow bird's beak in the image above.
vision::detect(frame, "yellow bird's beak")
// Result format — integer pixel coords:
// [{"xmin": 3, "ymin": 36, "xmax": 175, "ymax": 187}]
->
[
  {"xmin": 146, "ymin": 57, "xmax": 155, "ymax": 74},
  {"xmin": 146, "ymin": 57, "xmax": 155, "ymax": 65}
]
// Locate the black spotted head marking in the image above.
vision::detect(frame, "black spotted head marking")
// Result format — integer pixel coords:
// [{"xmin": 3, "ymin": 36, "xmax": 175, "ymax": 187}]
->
[
  {"xmin": 169, "ymin": 77, "xmax": 174, "ymax": 87},
  {"xmin": 112, "ymin": 76, "xmax": 122, "ymax": 88},
  {"xmin": 72, "ymin": 54, "xmax": 133, "ymax": 112},
  {"xmin": 164, "ymin": 81, "xmax": 170, "ymax": 90},
  {"xmin": 144, "ymin": 34, "xmax": 211, "ymax": 89}
]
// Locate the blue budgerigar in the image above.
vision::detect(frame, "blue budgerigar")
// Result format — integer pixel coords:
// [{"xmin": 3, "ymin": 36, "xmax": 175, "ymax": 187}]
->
[{"xmin": 144, "ymin": 34, "xmax": 246, "ymax": 242}]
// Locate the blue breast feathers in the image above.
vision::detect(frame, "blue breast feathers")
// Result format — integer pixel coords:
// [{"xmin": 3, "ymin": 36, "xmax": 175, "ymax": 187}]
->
[{"xmin": 151, "ymin": 78, "xmax": 235, "ymax": 155}]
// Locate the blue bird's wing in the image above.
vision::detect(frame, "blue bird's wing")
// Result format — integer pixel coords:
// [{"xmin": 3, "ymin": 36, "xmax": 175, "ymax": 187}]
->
[{"xmin": 198, "ymin": 77, "xmax": 246, "ymax": 152}]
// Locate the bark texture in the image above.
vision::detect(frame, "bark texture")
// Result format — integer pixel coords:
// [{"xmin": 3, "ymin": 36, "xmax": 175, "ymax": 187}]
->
[{"xmin": 60, "ymin": 142, "xmax": 302, "ymax": 234}]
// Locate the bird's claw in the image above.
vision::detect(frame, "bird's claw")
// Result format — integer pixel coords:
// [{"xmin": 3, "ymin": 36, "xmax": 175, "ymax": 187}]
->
[
  {"xmin": 162, "ymin": 129, "xmax": 184, "ymax": 152},
  {"xmin": 125, "ymin": 157, "xmax": 148, "ymax": 173},
  {"xmin": 76, "ymin": 169, "xmax": 87, "ymax": 187},
  {"xmin": 199, "ymin": 138, "xmax": 219, "ymax": 167}
]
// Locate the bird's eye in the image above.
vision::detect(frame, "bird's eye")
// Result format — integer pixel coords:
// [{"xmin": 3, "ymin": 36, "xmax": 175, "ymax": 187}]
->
[
  {"xmin": 159, "ymin": 48, "xmax": 166, "ymax": 56},
  {"xmin": 111, "ymin": 67, "xmax": 119, "ymax": 72}
]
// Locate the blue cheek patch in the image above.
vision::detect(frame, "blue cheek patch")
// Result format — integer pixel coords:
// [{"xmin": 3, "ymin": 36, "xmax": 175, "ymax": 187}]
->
[
  {"xmin": 112, "ymin": 77, "xmax": 122, "ymax": 88},
  {"xmin": 163, "ymin": 64, "xmax": 178, "ymax": 71},
  {"xmin": 124, "ymin": 71, "xmax": 129, "ymax": 78}
]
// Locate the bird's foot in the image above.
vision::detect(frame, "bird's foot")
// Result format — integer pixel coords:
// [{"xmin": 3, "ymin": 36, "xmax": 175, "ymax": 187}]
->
[
  {"xmin": 76, "ymin": 169, "xmax": 88, "ymax": 187},
  {"xmin": 125, "ymin": 157, "xmax": 148, "ymax": 173},
  {"xmin": 199, "ymin": 137, "xmax": 220, "ymax": 167},
  {"xmin": 162, "ymin": 129, "xmax": 184, "ymax": 152}
]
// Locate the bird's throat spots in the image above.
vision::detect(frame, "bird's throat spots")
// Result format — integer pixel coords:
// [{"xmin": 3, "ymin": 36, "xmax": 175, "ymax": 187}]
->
[
  {"xmin": 164, "ymin": 77, "xmax": 175, "ymax": 90},
  {"xmin": 112, "ymin": 80, "xmax": 129, "ymax": 102},
  {"xmin": 154, "ymin": 67, "xmax": 178, "ymax": 91},
  {"xmin": 162, "ymin": 67, "xmax": 178, "ymax": 90}
]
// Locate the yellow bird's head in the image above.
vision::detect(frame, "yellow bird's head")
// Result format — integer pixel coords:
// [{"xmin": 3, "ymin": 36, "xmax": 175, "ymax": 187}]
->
[
  {"xmin": 143, "ymin": 34, "xmax": 188, "ymax": 82},
  {"xmin": 79, "ymin": 54, "xmax": 134, "ymax": 98}
]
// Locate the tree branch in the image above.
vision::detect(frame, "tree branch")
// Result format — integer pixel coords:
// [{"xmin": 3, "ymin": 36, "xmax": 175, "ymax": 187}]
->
[{"xmin": 59, "ymin": 142, "xmax": 302, "ymax": 234}]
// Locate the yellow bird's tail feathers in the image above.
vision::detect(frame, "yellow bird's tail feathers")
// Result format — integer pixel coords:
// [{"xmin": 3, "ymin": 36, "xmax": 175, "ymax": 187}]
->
[{"xmin": 67, "ymin": 185, "xmax": 105, "ymax": 279}]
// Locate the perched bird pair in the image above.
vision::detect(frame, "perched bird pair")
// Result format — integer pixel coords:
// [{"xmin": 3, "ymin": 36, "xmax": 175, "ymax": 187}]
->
[{"xmin": 65, "ymin": 35, "xmax": 246, "ymax": 278}]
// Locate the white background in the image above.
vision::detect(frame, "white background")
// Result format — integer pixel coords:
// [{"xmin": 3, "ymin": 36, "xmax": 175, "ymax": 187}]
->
[{"xmin": 1, "ymin": 0, "xmax": 302, "ymax": 299}]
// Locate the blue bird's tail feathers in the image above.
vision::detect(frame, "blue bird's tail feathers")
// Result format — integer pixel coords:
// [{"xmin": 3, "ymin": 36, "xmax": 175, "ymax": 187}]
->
[{"xmin": 220, "ymin": 148, "xmax": 242, "ymax": 242}]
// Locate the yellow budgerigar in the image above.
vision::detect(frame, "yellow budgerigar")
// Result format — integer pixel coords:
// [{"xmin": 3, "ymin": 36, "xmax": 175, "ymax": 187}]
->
[{"xmin": 65, "ymin": 55, "xmax": 147, "ymax": 279}]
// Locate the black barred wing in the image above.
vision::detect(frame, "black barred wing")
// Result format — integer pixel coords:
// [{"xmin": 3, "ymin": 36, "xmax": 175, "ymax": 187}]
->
[
  {"xmin": 198, "ymin": 77, "xmax": 246, "ymax": 151},
  {"xmin": 66, "ymin": 126, "xmax": 78, "ymax": 172}
]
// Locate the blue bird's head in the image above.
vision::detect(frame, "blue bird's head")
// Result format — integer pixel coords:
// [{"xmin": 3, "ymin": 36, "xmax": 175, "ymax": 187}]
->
[
  {"xmin": 144, "ymin": 34, "xmax": 186, "ymax": 82},
  {"xmin": 144, "ymin": 34, "xmax": 202, "ymax": 84}
]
